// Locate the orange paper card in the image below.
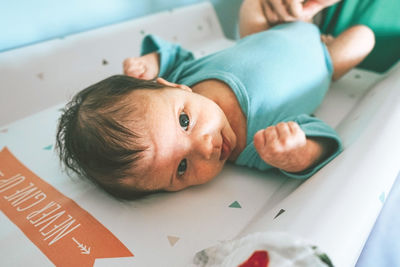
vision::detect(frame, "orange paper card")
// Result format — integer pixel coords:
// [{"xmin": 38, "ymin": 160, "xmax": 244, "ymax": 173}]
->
[{"xmin": 0, "ymin": 147, "xmax": 133, "ymax": 266}]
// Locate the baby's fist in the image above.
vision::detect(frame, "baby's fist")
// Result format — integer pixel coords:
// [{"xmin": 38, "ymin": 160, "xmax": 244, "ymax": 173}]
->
[
  {"xmin": 254, "ymin": 121, "xmax": 308, "ymax": 172},
  {"xmin": 123, "ymin": 52, "xmax": 159, "ymax": 80}
]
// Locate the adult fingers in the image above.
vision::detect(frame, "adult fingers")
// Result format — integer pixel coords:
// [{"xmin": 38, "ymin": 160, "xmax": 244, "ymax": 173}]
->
[
  {"xmin": 285, "ymin": 0, "xmax": 302, "ymax": 18},
  {"xmin": 269, "ymin": 0, "xmax": 294, "ymax": 21},
  {"xmin": 263, "ymin": 0, "xmax": 280, "ymax": 26},
  {"xmin": 302, "ymin": 0, "xmax": 326, "ymax": 20}
]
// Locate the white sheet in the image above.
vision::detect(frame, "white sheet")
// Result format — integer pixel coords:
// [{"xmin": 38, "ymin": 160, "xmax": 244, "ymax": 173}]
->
[{"xmin": 1, "ymin": 3, "xmax": 398, "ymax": 267}]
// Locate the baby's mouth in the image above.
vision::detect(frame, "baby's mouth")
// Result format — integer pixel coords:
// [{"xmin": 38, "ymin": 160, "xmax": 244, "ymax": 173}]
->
[{"xmin": 220, "ymin": 135, "xmax": 231, "ymax": 161}]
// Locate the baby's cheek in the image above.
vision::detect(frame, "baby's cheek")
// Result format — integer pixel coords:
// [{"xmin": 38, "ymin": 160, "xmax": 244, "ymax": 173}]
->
[{"xmin": 194, "ymin": 163, "xmax": 223, "ymax": 185}]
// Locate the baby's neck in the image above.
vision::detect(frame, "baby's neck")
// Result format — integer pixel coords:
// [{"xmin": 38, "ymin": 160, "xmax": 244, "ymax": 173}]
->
[{"xmin": 192, "ymin": 79, "xmax": 247, "ymax": 161}]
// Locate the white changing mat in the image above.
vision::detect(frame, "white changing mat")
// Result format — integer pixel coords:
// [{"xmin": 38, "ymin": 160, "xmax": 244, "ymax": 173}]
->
[{"xmin": 1, "ymin": 2, "xmax": 399, "ymax": 267}]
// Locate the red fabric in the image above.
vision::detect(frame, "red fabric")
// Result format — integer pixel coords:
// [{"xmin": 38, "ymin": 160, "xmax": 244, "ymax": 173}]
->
[{"xmin": 239, "ymin": 250, "xmax": 269, "ymax": 267}]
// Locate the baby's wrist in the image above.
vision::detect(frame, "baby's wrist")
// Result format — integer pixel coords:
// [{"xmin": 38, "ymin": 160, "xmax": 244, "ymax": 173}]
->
[
  {"xmin": 280, "ymin": 139, "xmax": 323, "ymax": 173},
  {"xmin": 298, "ymin": 138, "xmax": 326, "ymax": 171}
]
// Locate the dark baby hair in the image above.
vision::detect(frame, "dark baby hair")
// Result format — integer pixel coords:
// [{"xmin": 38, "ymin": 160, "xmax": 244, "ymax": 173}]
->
[{"xmin": 56, "ymin": 75, "xmax": 164, "ymax": 200}]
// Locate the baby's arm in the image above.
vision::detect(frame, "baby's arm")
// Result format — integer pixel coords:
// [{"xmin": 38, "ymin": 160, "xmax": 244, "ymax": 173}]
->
[
  {"xmin": 123, "ymin": 52, "xmax": 160, "ymax": 80},
  {"xmin": 253, "ymin": 121, "xmax": 335, "ymax": 173},
  {"xmin": 124, "ymin": 35, "xmax": 195, "ymax": 81}
]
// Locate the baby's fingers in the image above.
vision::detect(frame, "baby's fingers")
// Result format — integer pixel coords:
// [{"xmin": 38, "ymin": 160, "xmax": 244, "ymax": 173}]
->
[
  {"xmin": 287, "ymin": 121, "xmax": 306, "ymax": 146},
  {"xmin": 126, "ymin": 64, "xmax": 146, "ymax": 78},
  {"xmin": 123, "ymin": 58, "xmax": 145, "ymax": 75},
  {"xmin": 253, "ymin": 129, "xmax": 266, "ymax": 151},
  {"xmin": 254, "ymin": 126, "xmax": 278, "ymax": 151},
  {"xmin": 277, "ymin": 122, "xmax": 303, "ymax": 149},
  {"xmin": 287, "ymin": 121, "xmax": 305, "ymax": 136},
  {"xmin": 276, "ymin": 122, "xmax": 291, "ymax": 142},
  {"xmin": 123, "ymin": 58, "xmax": 146, "ymax": 78},
  {"xmin": 123, "ymin": 57, "xmax": 135, "ymax": 72}
]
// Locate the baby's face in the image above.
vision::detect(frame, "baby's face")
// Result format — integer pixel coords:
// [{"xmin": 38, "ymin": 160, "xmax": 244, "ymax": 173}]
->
[{"xmin": 125, "ymin": 86, "xmax": 237, "ymax": 192}]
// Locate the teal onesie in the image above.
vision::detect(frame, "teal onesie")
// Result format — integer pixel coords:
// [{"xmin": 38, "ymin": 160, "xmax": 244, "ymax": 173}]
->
[{"xmin": 141, "ymin": 21, "xmax": 343, "ymax": 179}]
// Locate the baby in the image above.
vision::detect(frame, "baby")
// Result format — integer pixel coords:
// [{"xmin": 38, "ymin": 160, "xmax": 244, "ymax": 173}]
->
[{"xmin": 56, "ymin": 3, "xmax": 374, "ymax": 199}]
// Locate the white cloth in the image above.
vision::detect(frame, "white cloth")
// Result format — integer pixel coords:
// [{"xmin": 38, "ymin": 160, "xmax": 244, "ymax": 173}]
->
[{"xmin": 192, "ymin": 232, "xmax": 332, "ymax": 267}]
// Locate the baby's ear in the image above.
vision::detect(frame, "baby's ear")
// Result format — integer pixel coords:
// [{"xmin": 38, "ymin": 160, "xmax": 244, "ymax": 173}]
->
[{"xmin": 156, "ymin": 77, "xmax": 192, "ymax": 92}]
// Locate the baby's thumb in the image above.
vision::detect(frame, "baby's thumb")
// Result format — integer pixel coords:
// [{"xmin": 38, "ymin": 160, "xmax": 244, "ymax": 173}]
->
[{"xmin": 253, "ymin": 129, "xmax": 266, "ymax": 153}]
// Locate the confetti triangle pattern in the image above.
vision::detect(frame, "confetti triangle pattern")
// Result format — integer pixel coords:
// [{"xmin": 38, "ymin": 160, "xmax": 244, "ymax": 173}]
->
[
  {"xmin": 274, "ymin": 209, "xmax": 286, "ymax": 219},
  {"xmin": 43, "ymin": 145, "xmax": 53, "ymax": 150},
  {"xmin": 229, "ymin": 201, "xmax": 242, "ymax": 208},
  {"xmin": 37, "ymin": 73, "xmax": 44, "ymax": 80},
  {"xmin": 167, "ymin": 236, "xmax": 180, "ymax": 247},
  {"xmin": 379, "ymin": 192, "xmax": 385, "ymax": 204}
]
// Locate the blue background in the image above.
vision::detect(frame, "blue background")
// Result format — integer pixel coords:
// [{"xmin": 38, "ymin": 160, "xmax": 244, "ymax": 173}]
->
[{"xmin": 0, "ymin": 0, "xmax": 242, "ymax": 52}]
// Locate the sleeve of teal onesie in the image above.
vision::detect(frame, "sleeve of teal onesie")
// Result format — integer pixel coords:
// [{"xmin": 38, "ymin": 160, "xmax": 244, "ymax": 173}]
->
[
  {"xmin": 280, "ymin": 114, "xmax": 343, "ymax": 179},
  {"xmin": 140, "ymin": 35, "xmax": 195, "ymax": 81}
]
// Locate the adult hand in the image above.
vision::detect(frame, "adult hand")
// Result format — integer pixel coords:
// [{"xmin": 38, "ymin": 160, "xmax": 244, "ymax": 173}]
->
[
  {"xmin": 261, "ymin": 0, "xmax": 341, "ymax": 26},
  {"xmin": 123, "ymin": 52, "xmax": 160, "ymax": 80}
]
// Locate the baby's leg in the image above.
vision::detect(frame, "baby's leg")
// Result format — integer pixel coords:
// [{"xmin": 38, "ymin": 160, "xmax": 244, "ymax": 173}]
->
[{"xmin": 324, "ymin": 25, "xmax": 375, "ymax": 81}]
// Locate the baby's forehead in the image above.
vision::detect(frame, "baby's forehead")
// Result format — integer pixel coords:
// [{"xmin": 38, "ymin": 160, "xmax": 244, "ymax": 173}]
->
[
  {"xmin": 123, "ymin": 131, "xmax": 176, "ymax": 192},
  {"xmin": 126, "ymin": 89, "xmax": 153, "ymax": 109},
  {"xmin": 127, "ymin": 89, "xmax": 169, "ymax": 117},
  {"xmin": 120, "ymin": 146, "xmax": 163, "ymax": 191},
  {"xmin": 123, "ymin": 90, "xmax": 157, "ymax": 125}
]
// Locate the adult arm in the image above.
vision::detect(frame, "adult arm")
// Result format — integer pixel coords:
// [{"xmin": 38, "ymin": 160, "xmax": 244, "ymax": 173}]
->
[{"xmin": 239, "ymin": 0, "xmax": 341, "ymax": 37}]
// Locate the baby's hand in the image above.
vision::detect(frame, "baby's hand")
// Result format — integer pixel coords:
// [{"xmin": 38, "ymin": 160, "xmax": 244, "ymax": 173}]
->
[
  {"xmin": 254, "ymin": 121, "xmax": 315, "ymax": 172},
  {"xmin": 123, "ymin": 52, "xmax": 159, "ymax": 80}
]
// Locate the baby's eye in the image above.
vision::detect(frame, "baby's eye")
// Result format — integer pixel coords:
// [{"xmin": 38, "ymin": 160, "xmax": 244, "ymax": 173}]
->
[
  {"xmin": 177, "ymin": 159, "xmax": 187, "ymax": 177},
  {"xmin": 179, "ymin": 112, "xmax": 190, "ymax": 131}
]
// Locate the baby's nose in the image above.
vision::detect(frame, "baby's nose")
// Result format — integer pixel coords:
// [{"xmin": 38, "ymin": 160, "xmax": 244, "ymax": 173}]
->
[{"xmin": 194, "ymin": 134, "xmax": 215, "ymax": 160}]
